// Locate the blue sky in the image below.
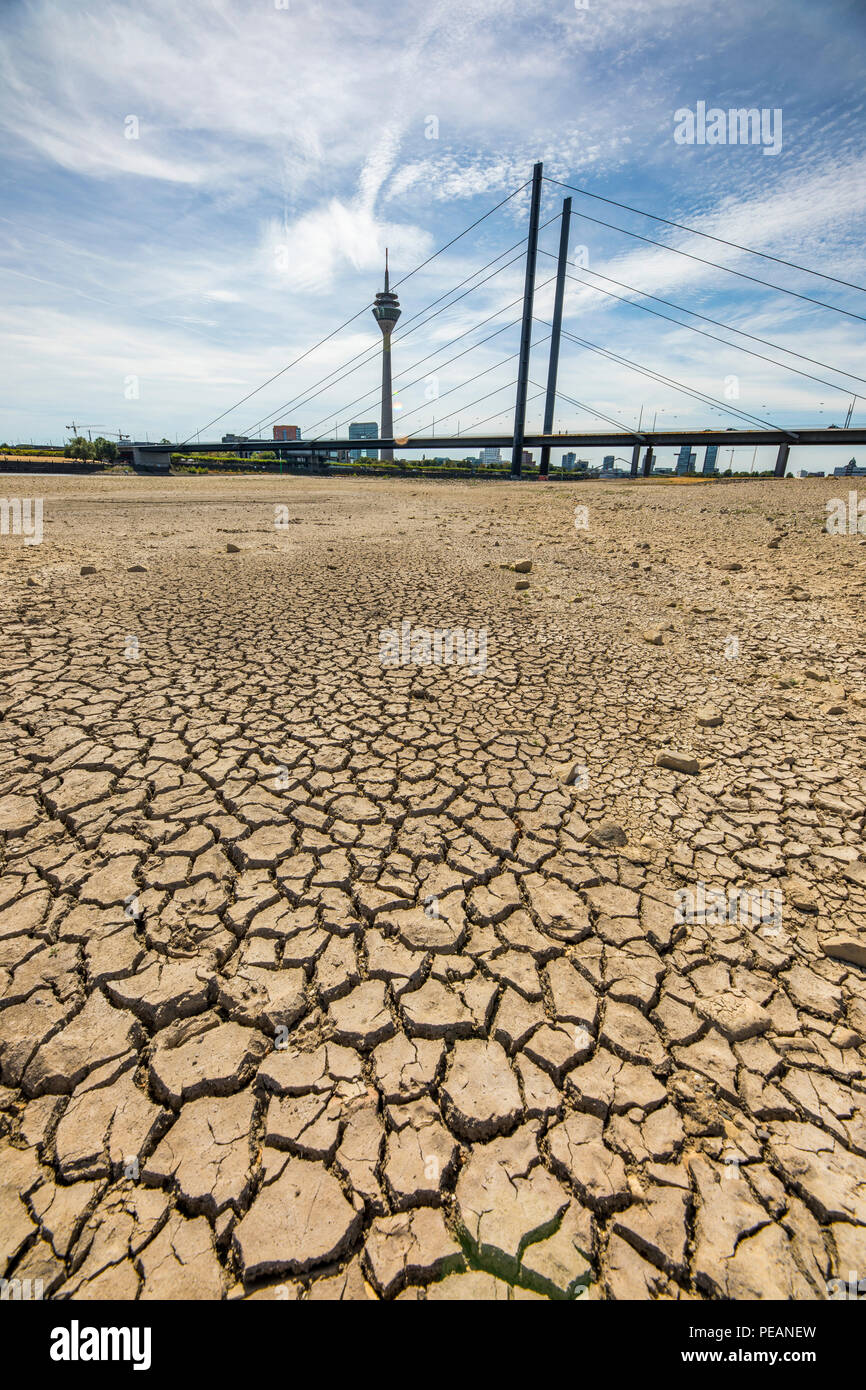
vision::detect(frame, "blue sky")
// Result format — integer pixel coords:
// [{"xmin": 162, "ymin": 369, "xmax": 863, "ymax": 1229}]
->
[{"xmin": 1, "ymin": 0, "xmax": 865, "ymax": 471}]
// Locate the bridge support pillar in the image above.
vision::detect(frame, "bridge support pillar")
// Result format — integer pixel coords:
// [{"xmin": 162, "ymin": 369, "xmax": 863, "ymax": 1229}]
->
[
  {"xmin": 642, "ymin": 445, "xmax": 654, "ymax": 477},
  {"xmin": 511, "ymin": 161, "xmax": 543, "ymax": 478},
  {"xmin": 131, "ymin": 446, "xmax": 172, "ymax": 472},
  {"xmin": 539, "ymin": 195, "xmax": 571, "ymax": 479},
  {"xmin": 774, "ymin": 441, "xmax": 790, "ymax": 477},
  {"xmin": 631, "ymin": 442, "xmax": 641, "ymax": 477}
]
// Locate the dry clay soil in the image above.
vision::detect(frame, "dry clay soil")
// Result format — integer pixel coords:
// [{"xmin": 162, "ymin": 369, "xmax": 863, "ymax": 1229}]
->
[{"xmin": 1, "ymin": 473, "xmax": 865, "ymax": 1302}]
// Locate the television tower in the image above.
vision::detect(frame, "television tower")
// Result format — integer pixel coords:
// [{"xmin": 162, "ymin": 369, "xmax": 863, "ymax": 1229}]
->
[{"xmin": 372, "ymin": 249, "xmax": 401, "ymax": 460}]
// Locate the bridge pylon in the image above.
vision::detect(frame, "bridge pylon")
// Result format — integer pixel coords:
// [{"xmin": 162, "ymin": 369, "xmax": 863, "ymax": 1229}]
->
[
  {"xmin": 511, "ymin": 162, "xmax": 543, "ymax": 478},
  {"xmin": 539, "ymin": 196, "xmax": 572, "ymax": 479}
]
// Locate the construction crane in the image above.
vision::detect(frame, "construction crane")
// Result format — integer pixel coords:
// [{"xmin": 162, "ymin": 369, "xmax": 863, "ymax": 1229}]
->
[{"xmin": 66, "ymin": 424, "xmax": 131, "ymax": 441}]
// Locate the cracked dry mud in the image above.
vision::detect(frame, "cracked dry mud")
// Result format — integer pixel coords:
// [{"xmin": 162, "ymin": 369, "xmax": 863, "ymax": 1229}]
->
[{"xmin": 1, "ymin": 473, "xmax": 865, "ymax": 1301}]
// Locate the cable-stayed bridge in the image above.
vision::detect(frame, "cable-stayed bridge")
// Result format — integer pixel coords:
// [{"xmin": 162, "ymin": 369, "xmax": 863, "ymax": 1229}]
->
[{"xmin": 132, "ymin": 162, "xmax": 866, "ymax": 479}]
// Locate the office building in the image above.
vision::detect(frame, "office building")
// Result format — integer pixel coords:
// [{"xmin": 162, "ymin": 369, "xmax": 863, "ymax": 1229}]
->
[
  {"xmin": 703, "ymin": 444, "xmax": 718, "ymax": 474},
  {"xmin": 479, "ymin": 446, "xmax": 501, "ymax": 467},
  {"xmin": 273, "ymin": 425, "xmax": 301, "ymax": 442},
  {"xmin": 675, "ymin": 445, "xmax": 697, "ymax": 475},
  {"xmin": 349, "ymin": 422, "xmax": 378, "ymax": 461}
]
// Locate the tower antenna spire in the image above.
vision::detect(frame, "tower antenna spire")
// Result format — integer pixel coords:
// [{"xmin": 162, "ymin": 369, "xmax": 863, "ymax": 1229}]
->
[{"xmin": 384, "ymin": 247, "xmax": 389, "ymax": 292}]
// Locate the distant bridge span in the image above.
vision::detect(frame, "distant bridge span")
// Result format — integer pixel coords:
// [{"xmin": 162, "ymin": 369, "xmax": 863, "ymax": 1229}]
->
[{"xmin": 129, "ymin": 426, "xmax": 866, "ymax": 478}]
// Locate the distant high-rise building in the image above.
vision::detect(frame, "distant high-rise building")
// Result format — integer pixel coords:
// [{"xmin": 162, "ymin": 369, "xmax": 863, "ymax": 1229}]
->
[
  {"xmin": 602, "ymin": 454, "xmax": 615, "ymax": 472},
  {"xmin": 349, "ymin": 422, "xmax": 378, "ymax": 461},
  {"xmin": 372, "ymin": 250, "xmax": 401, "ymax": 461},
  {"xmin": 479, "ymin": 447, "xmax": 501, "ymax": 466},
  {"xmin": 273, "ymin": 425, "xmax": 301, "ymax": 442},
  {"xmin": 675, "ymin": 445, "xmax": 697, "ymax": 475},
  {"xmin": 522, "ymin": 450, "xmax": 532, "ymax": 467},
  {"xmin": 703, "ymin": 444, "xmax": 718, "ymax": 474},
  {"xmin": 562, "ymin": 452, "xmax": 577, "ymax": 471}
]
